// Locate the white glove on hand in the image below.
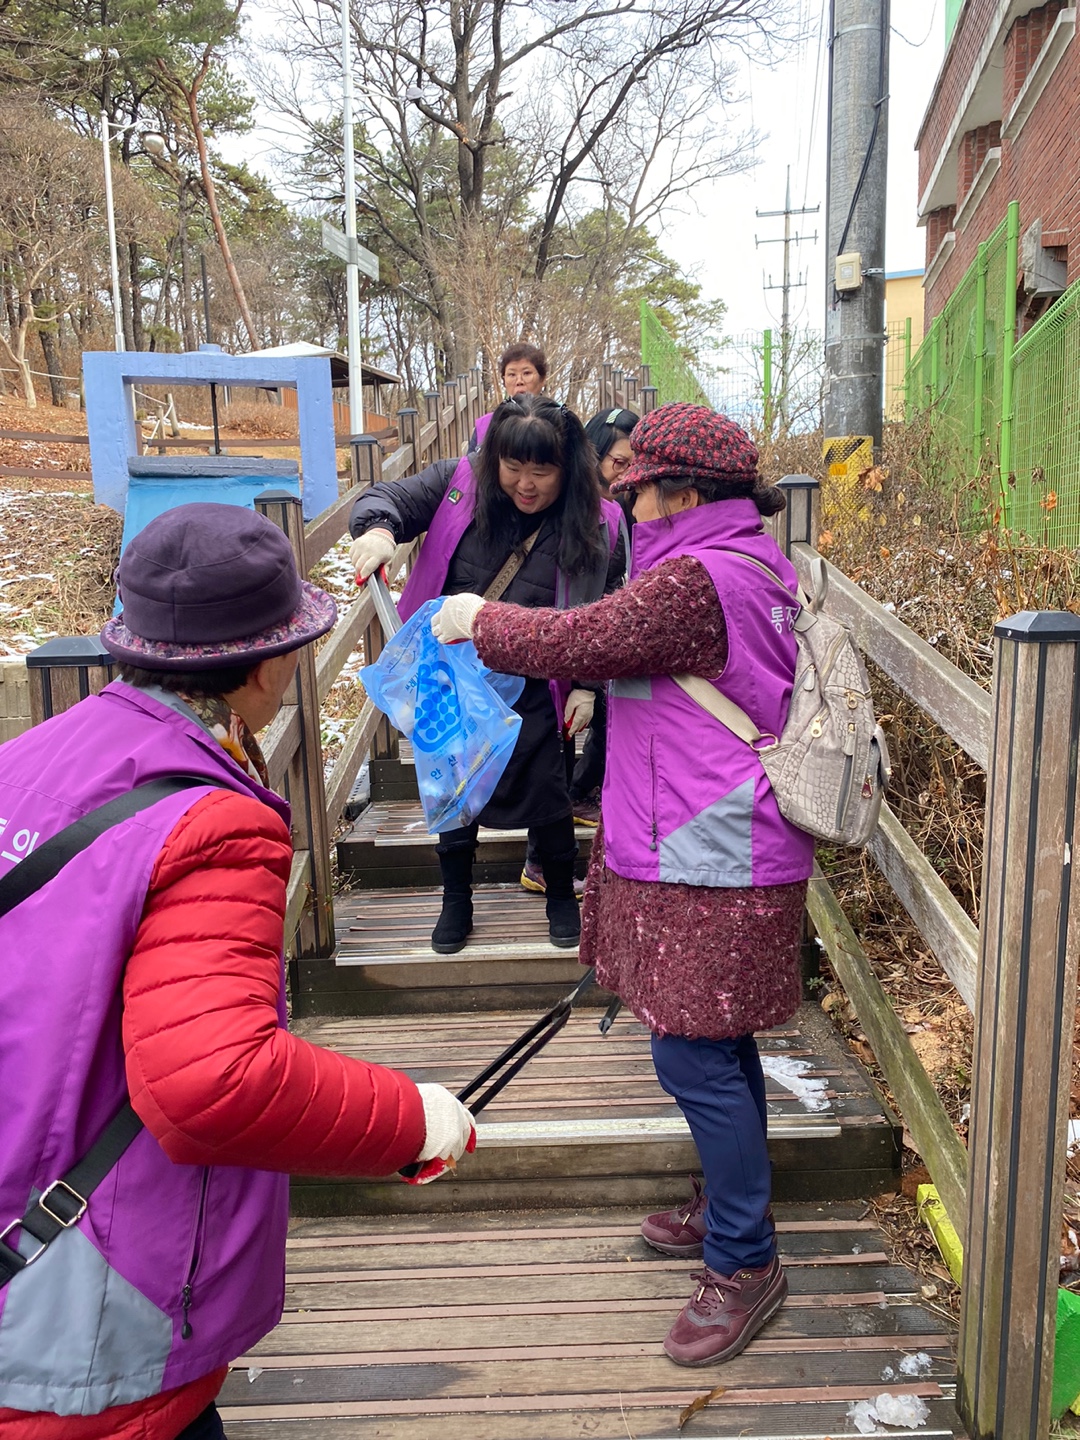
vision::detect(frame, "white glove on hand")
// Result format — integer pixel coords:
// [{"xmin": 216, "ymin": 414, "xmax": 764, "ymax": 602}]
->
[
  {"xmin": 563, "ymin": 688, "xmax": 595, "ymax": 737},
  {"xmin": 349, "ymin": 528, "xmax": 396, "ymax": 582},
  {"xmin": 432, "ymin": 593, "xmax": 486, "ymax": 644},
  {"xmin": 416, "ymin": 1083, "xmax": 476, "ymax": 1164}
]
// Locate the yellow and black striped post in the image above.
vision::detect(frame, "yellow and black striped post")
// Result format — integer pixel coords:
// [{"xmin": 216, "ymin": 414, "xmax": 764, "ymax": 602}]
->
[{"xmin": 958, "ymin": 610, "xmax": 1080, "ymax": 1440}]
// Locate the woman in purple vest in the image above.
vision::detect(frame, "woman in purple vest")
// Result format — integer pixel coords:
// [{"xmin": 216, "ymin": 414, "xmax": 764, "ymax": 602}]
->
[
  {"xmin": 348, "ymin": 395, "xmax": 626, "ymax": 953},
  {"xmin": 430, "ymin": 404, "xmax": 816, "ymax": 1368}
]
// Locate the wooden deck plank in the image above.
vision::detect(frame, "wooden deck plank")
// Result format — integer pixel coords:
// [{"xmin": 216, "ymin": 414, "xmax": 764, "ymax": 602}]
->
[
  {"xmin": 223, "ymin": 1207, "xmax": 956, "ymax": 1436},
  {"xmin": 342, "ymin": 799, "xmax": 596, "ymax": 848},
  {"xmin": 224, "ymin": 1406, "xmax": 959, "ymax": 1439},
  {"xmin": 223, "ymin": 1355, "xmax": 952, "ymax": 1408}
]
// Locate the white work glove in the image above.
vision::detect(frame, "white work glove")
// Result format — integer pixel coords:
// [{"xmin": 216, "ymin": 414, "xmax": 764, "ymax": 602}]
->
[
  {"xmin": 349, "ymin": 527, "xmax": 396, "ymax": 582},
  {"xmin": 432, "ymin": 593, "xmax": 486, "ymax": 644},
  {"xmin": 563, "ymin": 688, "xmax": 595, "ymax": 737},
  {"xmin": 404, "ymin": 1083, "xmax": 476, "ymax": 1186}
]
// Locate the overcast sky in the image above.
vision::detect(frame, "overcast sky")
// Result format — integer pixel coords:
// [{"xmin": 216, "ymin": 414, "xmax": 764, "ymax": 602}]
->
[{"xmin": 660, "ymin": 0, "xmax": 945, "ymax": 337}]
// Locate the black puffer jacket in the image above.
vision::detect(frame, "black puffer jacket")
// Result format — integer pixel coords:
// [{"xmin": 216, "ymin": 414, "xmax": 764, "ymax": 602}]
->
[
  {"xmin": 348, "ymin": 457, "xmax": 626, "ymax": 608},
  {"xmin": 350, "ymin": 457, "xmax": 625, "ymax": 830}
]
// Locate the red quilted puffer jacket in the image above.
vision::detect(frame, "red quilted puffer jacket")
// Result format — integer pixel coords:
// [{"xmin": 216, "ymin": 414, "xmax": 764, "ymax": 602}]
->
[{"xmin": 0, "ymin": 788, "xmax": 424, "ymax": 1440}]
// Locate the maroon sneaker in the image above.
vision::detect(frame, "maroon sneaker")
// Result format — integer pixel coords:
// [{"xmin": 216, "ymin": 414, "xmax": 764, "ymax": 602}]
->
[
  {"xmin": 640, "ymin": 1176, "xmax": 708, "ymax": 1257},
  {"xmin": 663, "ymin": 1255, "xmax": 787, "ymax": 1367},
  {"xmin": 572, "ymin": 795, "xmax": 601, "ymax": 827}
]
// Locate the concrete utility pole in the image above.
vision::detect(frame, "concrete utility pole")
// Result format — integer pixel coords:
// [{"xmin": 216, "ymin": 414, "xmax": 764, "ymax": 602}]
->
[
  {"xmin": 757, "ymin": 166, "xmax": 819, "ymax": 429},
  {"xmin": 341, "ymin": 0, "xmax": 364, "ymax": 437},
  {"xmin": 824, "ymin": 0, "xmax": 890, "ymax": 454}
]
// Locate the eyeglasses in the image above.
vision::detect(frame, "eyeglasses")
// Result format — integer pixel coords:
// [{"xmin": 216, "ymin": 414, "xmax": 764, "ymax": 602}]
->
[{"xmin": 607, "ymin": 455, "xmax": 632, "ymax": 471}]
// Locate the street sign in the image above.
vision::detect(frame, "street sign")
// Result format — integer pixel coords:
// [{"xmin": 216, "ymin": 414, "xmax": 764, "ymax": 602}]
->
[{"xmin": 320, "ymin": 221, "xmax": 380, "ymax": 281}]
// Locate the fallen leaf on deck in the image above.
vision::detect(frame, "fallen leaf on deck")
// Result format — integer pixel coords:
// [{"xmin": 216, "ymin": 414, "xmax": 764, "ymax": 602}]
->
[{"xmin": 678, "ymin": 1384, "xmax": 726, "ymax": 1430}]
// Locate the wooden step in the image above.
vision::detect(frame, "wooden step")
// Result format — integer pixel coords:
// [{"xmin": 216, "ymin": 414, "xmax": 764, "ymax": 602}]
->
[
  {"xmin": 296, "ymin": 884, "xmax": 592, "ymax": 1017},
  {"xmin": 337, "ymin": 800, "xmax": 595, "ymax": 888},
  {"xmin": 290, "ymin": 1004, "xmax": 900, "ymax": 1215},
  {"xmin": 220, "ymin": 1203, "xmax": 960, "ymax": 1438}
]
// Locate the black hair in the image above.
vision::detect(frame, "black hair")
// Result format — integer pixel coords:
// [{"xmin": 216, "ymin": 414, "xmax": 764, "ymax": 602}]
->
[
  {"xmin": 583, "ymin": 407, "xmax": 638, "ymax": 461},
  {"xmin": 118, "ymin": 661, "xmax": 259, "ymax": 696},
  {"xmin": 646, "ymin": 472, "xmax": 787, "ymax": 518},
  {"xmin": 475, "ymin": 395, "xmax": 605, "ymax": 577},
  {"xmin": 498, "ymin": 342, "xmax": 548, "ymax": 382}
]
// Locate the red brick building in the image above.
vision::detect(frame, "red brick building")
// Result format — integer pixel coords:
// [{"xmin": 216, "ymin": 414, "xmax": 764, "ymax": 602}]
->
[{"xmin": 917, "ymin": 0, "xmax": 1079, "ymax": 327}]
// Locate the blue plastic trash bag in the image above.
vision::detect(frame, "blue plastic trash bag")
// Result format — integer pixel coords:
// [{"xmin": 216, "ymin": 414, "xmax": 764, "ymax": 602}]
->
[{"xmin": 359, "ymin": 599, "xmax": 524, "ymax": 833}]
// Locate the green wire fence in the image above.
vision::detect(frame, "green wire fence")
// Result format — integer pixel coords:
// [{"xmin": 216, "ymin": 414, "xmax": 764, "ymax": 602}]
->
[
  {"xmin": 906, "ymin": 199, "xmax": 1080, "ymax": 546},
  {"xmin": 639, "ymin": 300, "xmax": 711, "ymax": 408}
]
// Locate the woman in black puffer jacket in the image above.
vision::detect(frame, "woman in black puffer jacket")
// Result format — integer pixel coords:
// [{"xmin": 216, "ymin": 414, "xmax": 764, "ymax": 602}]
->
[{"xmin": 348, "ymin": 395, "xmax": 626, "ymax": 953}]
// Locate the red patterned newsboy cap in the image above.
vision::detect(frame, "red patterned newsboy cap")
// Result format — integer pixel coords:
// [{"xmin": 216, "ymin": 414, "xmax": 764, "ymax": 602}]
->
[{"xmin": 611, "ymin": 402, "xmax": 759, "ymax": 494}]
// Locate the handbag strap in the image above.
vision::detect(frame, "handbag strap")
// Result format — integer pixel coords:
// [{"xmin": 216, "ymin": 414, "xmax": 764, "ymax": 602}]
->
[
  {"xmin": 483, "ymin": 528, "xmax": 540, "ymax": 602},
  {"xmin": 0, "ymin": 774, "xmax": 211, "ymax": 1289},
  {"xmin": 670, "ymin": 548, "xmax": 817, "ymax": 746},
  {"xmin": 673, "ymin": 673, "xmax": 763, "ymax": 746},
  {"xmin": 0, "ymin": 775, "xmax": 212, "ymax": 919}
]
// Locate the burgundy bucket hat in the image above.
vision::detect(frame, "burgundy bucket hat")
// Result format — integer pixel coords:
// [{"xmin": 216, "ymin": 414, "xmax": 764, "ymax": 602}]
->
[
  {"xmin": 610, "ymin": 402, "xmax": 758, "ymax": 495},
  {"xmin": 101, "ymin": 502, "xmax": 337, "ymax": 670}
]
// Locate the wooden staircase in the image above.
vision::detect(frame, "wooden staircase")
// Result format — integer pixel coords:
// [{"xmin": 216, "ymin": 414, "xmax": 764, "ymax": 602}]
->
[{"xmin": 249, "ymin": 787, "xmax": 960, "ymax": 1436}]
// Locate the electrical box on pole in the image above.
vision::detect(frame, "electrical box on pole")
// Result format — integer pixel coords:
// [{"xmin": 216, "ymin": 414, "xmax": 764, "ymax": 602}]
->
[{"xmin": 824, "ymin": 0, "xmax": 890, "ymax": 469}]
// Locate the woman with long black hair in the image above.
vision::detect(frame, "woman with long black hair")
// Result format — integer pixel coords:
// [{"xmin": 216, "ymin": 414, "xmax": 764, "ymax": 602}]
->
[{"xmin": 348, "ymin": 395, "xmax": 627, "ymax": 953}]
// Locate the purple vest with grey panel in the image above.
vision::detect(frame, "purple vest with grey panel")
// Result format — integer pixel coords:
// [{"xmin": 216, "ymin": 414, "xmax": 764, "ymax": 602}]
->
[
  {"xmin": 0, "ymin": 682, "xmax": 291, "ymax": 1416},
  {"xmin": 602, "ymin": 498, "xmax": 815, "ymax": 888}
]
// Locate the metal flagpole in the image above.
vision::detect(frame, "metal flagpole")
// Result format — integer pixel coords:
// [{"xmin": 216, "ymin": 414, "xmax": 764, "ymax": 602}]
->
[
  {"xmin": 101, "ymin": 112, "xmax": 126, "ymax": 353},
  {"xmin": 341, "ymin": 0, "xmax": 364, "ymax": 437}
]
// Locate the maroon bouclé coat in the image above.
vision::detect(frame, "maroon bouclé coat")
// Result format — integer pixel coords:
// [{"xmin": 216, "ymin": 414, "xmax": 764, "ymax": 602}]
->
[{"xmin": 472, "ymin": 554, "xmax": 806, "ymax": 1040}]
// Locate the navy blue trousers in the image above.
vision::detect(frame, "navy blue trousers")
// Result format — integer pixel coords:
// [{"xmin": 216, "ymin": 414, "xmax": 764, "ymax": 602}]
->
[
  {"xmin": 176, "ymin": 1403, "xmax": 226, "ymax": 1439},
  {"xmin": 650, "ymin": 1032, "xmax": 776, "ymax": 1276}
]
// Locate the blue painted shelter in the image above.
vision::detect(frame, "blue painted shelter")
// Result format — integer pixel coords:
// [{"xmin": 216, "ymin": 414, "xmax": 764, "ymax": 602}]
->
[{"xmin": 83, "ymin": 346, "xmax": 338, "ymax": 522}]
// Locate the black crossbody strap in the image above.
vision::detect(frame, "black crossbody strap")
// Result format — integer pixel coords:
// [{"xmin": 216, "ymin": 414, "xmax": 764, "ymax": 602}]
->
[
  {"xmin": 0, "ymin": 775, "xmax": 212, "ymax": 919},
  {"xmin": 0, "ymin": 774, "xmax": 212, "ymax": 1288}
]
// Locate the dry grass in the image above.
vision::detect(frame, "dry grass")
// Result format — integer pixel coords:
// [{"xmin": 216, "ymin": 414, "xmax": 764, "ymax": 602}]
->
[
  {"xmin": 0, "ymin": 490, "xmax": 121, "ymax": 653},
  {"xmin": 760, "ymin": 416, "xmax": 1080, "ymax": 1290}
]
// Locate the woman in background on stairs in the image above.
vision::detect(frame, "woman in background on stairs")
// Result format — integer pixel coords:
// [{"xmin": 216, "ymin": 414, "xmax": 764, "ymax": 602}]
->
[
  {"xmin": 520, "ymin": 405, "xmax": 639, "ymax": 891},
  {"xmin": 348, "ymin": 394, "xmax": 627, "ymax": 954},
  {"xmin": 430, "ymin": 403, "xmax": 814, "ymax": 1368}
]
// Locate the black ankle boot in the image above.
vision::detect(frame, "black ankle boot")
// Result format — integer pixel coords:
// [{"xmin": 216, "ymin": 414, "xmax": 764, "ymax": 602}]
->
[
  {"xmin": 540, "ymin": 853, "xmax": 581, "ymax": 948},
  {"xmin": 432, "ymin": 846, "xmax": 474, "ymax": 954}
]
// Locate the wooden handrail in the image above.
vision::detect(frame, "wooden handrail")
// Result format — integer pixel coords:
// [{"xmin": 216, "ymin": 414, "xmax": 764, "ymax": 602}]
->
[
  {"xmin": 869, "ymin": 805, "xmax": 979, "ymax": 1010},
  {"xmin": 791, "ymin": 544, "xmax": 992, "ymax": 769},
  {"xmin": 807, "ymin": 865, "xmax": 969, "ymax": 1230}
]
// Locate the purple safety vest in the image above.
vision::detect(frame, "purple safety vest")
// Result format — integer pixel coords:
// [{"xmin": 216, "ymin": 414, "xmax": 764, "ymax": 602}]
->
[
  {"xmin": 602, "ymin": 498, "xmax": 815, "ymax": 888},
  {"xmin": 0, "ymin": 682, "xmax": 291, "ymax": 1416},
  {"xmin": 398, "ymin": 425, "xmax": 626, "ymax": 720}
]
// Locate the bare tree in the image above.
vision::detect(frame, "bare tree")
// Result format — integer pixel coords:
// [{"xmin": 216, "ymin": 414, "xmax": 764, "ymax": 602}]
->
[
  {"xmin": 0, "ymin": 100, "xmax": 154, "ymax": 403},
  {"xmin": 257, "ymin": 0, "xmax": 785, "ymax": 379}
]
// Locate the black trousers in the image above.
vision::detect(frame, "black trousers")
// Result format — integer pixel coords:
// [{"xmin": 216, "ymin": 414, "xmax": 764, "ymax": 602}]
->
[
  {"xmin": 176, "ymin": 1403, "xmax": 226, "ymax": 1439},
  {"xmin": 568, "ymin": 690, "xmax": 608, "ymax": 803},
  {"xmin": 439, "ymin": 813, "xmax": 577, "ymax": 866}
]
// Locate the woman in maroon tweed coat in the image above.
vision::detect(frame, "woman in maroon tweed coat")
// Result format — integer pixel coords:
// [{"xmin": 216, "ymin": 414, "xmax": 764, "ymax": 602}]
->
[{"xmin": 434, "ymin": 405, "xmax": 814, "ymax": 1369}]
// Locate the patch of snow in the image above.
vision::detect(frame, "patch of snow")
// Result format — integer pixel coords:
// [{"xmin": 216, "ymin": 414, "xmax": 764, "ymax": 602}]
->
[
  {"xmin": 246, "ymin": 1366, "xmax": 263, "ymax": 1383},
  {"xmin": 759, "ymin": 1055, "xmax": 830, "ymax": 1112}
]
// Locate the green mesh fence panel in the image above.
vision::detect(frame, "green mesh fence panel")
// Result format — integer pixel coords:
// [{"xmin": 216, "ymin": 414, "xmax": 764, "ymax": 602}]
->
[
  {"xmin": 900, "ymin": 212, "xmax": 1080, "ymax": 544},
  {"xmin": 1010, "ymin": 280, "xmax": 1080, "ymax": 547},
  {"xmin": 903, "ymin": 218, "xmax": 1010, "ymax": 486},
  {"xmin": 640, "ymin": 300, "xmax": 710, "ymax": 407}
]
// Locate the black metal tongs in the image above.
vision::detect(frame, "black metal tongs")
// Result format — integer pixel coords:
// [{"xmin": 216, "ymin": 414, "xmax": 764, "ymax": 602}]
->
[{"xmin": 399, "ymin": 966, "xmax": 597, "ymax": 1178}]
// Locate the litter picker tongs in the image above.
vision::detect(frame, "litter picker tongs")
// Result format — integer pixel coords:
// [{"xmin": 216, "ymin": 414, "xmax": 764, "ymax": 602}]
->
[
  {"xmin": 368, "ymin": 568, "xmax": 402, "ymax": 638},
  {"xmin": 399, "ymin": 966, "xmax": 596, "ymax": 1179}
]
